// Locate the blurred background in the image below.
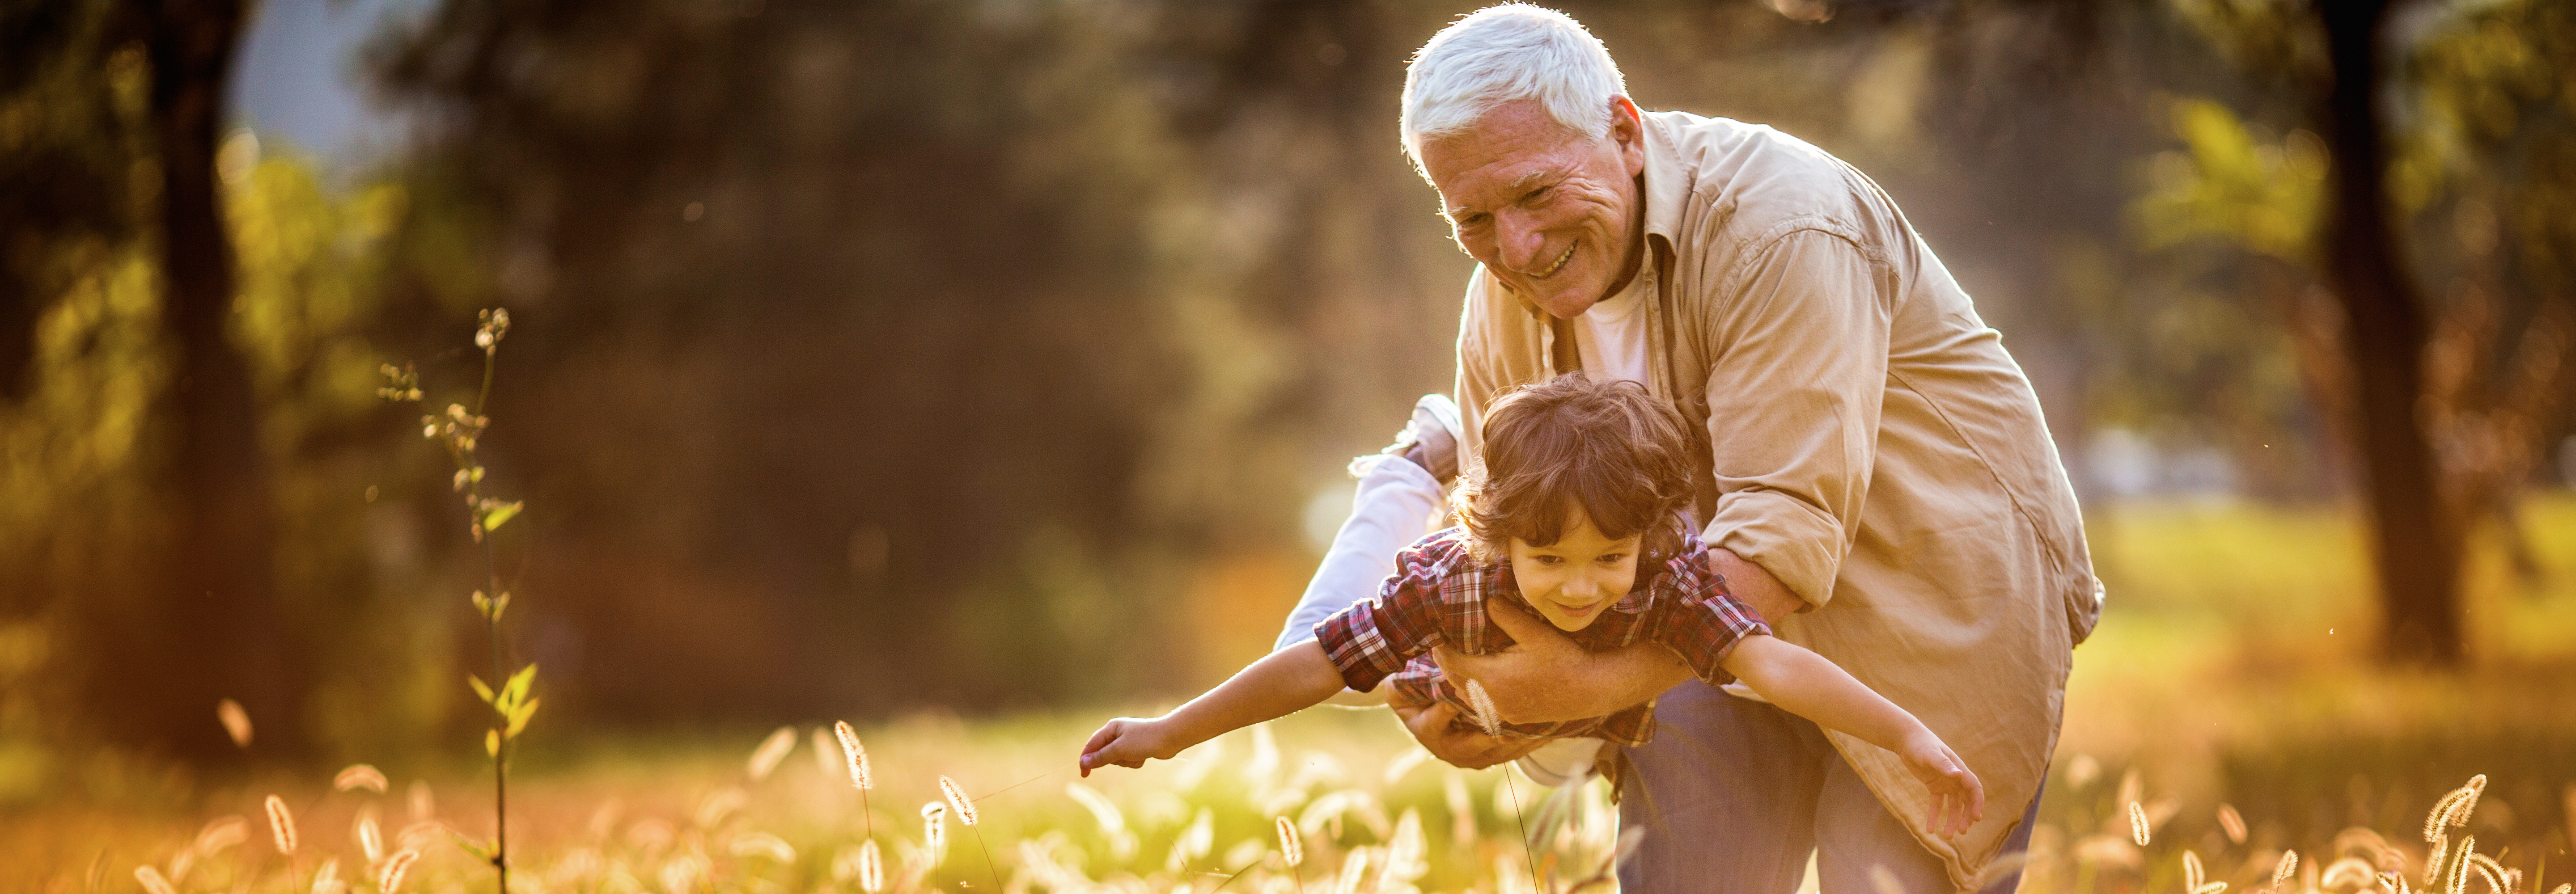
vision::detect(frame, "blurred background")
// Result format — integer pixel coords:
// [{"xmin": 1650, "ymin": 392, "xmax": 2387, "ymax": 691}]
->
[{"xmin": 4, "ymin": 0, "xmax": 2576, "ymax": 874}]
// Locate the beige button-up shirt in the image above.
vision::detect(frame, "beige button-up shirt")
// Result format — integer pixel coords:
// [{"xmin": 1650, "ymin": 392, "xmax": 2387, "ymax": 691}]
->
[{"xmin": 1454, "ymin": 110, "xmax": 2104, "ymax": 888}]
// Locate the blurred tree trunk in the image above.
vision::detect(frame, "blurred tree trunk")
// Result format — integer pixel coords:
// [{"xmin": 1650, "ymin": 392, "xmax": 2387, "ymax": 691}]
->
[
  {"xmin": 2314, "ymin": 0, "xmax": 2463, "ymax": 666},
  {"xmin": 116, "ymin": 0, "xmax": 297, "ymax": 759}
]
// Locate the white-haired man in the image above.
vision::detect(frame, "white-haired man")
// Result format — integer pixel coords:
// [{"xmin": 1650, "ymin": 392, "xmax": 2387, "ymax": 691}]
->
[{"xmin": 1274, "ymin": 5, "xmax": 2101, "ymax": 892}]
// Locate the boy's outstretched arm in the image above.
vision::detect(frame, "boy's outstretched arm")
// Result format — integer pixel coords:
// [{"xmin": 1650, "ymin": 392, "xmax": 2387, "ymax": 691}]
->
[
  {"xmin": 1720, "ymin": 636, "xmax": 1988, "ymax": 838},
  {"xmin": 1081, "ymin": 640, "xmax": 1347, "ymax": 776}
]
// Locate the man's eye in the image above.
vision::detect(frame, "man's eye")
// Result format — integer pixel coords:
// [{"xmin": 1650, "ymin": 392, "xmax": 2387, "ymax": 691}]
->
[{"xmin": 1523, "ymin": 186, "xmax": 1553, "ymax": 205}]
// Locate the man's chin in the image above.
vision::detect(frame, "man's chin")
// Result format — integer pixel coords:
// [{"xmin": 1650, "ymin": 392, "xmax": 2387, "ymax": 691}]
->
[{"xmin": 1531, "ymin": 288, "xmax": 1600, "ymax": 319}]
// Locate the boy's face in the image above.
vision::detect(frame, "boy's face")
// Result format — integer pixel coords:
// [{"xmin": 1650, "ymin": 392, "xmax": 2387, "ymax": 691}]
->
[{"xmin": 1506, "ymin": 510, "xmax": 1642, "ymax": 632}]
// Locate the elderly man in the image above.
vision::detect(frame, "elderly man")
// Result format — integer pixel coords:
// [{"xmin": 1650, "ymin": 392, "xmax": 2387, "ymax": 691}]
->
[{"xmin": 1274, "ymin": 5, "xmax": 2101, "ymax": 892}]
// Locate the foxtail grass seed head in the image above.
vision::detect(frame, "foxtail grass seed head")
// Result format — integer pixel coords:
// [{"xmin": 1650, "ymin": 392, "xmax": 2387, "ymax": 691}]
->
[
  {"xmin": 135, "ymin": 866, "xmax": 177, "ymax": 894},
  {"xmin": 2185, "ymin": 851, "xmax": 2205, "ymax": 890},
  {"xmin": 2468, "ymin": 856, "xmax": 2505, "ymax": 894},
  {"xmin": 264, "ymin": 795, "xmax": 297, "ymax": 855},
  {"xmin": 195, "ymin": 816, "xmax": 249, "ymax": 855},
  {"xmin": 407, "ymin": 780, "xmax": 434, "ymax": 820},
  {"xmin": 938, "ymin": 775, "xmax": 979, "ymax": 826},
  {"xmin": 333, "ymin": 764, "xmax": 388, "ymax": 794},
  {"xmin": 2129, "ymin": 801, "xmax": 2149, "ymax": 847},
  {"xmin": 747, "ymin": 725, "xmax": 797, "ymax": 780},
  {"xmin": 2445, "ymin": 776, "xmax": 2486, "ymax": 829},
  {"xmin": 730, "ymin": 831, "xmax": 797, "ymax": 862},
  {"xmin": 2548, "ymin": 886, "xmax": 2571, "ymax": 894},
  {"xmin": 1335, "ymin": 848, "xmax": 1371, "ymax": 894},
  {"xmin": 2218, "ymin": 804, "xmax": 2248, "ymax": 844},
  {"xmin": 858, "ymin": 839, "xmax": 886, "ymax": 893},
  {"xmin": 379, "ymin": 849, "xmax": 420, "ymax": 893},
  {"xmin": 310, "ymin": 859, "xmax": 341, "ymax": 894},
  {"xmin": 922, "ymin": 802, "xmax": 948, "ymax": 859},
  {"xmin": 1065, "ymin": 782, "xmax": 1125, "ymax": 836},
  {"xmin": 2272, "ymin": 850, "xmax": 2298, "ymax": 892},
  {"xmin": 217, "ymin": 699, "xmax": 252, "ymax": 747},
  {"xmin": 1277, "ymin": 816, "xmax": 1304, "ymax": 867},
  {"xmin": 2444, "ymin": 838, "xmax": 2474, "ymax": 894},
  {"xmin": 356, "ymin": 813, "xmax": 383, "ymax": 862},
  {"xmin": 836, "ymin": 721, "xmax": 872, "ymax": 789},
  {"xmin": 1464, "ymin": 679, "xmax": 1502, "ymax": 737}
]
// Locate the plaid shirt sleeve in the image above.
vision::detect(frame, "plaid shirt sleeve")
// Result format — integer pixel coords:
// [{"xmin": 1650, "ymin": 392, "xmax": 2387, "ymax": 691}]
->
[
  {"xmin": 1313, "ymin": 529, "xmax": 1472, "ymax": 694},
  {"xmin": 1647, "ymin": 538, "xmax": 1774, "ymax": 686}
]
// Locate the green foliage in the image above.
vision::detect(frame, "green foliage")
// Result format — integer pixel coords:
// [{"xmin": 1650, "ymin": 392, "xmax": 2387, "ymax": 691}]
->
[{"xmin": 2134, "ymin": 99, "xmax": 2327, "ymax": 262}]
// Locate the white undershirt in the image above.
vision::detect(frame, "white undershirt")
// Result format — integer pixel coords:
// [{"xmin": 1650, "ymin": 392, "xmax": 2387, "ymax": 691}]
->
[
  {"xmin": 1572, "ymin": 262, "xmax": 1777, "ymax": 704},
  {"xmin": 1570, "ymin": 262, "xmax": 1655, "ymax": 388}
]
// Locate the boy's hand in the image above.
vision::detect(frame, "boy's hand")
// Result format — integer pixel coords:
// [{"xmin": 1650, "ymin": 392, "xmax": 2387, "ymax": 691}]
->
[
  {"xmin": 1898, "ymin": 729, "xmax": 1986, "ymax": 838},
  {"xmin": 1080, "ymin": 717, "xmax": 1180, "ymax": 777}
]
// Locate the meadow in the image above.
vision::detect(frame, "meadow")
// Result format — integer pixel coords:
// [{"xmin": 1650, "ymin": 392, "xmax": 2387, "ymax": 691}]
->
[{"xmin": 7, "ymin": 496, "xmax": 2575, "ymax": 894}]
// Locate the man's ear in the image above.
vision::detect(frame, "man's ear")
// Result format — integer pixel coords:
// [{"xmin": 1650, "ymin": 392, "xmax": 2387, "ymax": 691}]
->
[{"xmin": 1610, "ymin": 95, "xmax": 1647, "ymax": 176}]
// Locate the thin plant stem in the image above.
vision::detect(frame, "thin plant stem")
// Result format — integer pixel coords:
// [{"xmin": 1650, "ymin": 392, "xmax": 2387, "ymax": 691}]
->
[
  {"xmin": 970, "ymin": 826, "xmax": 1003, "ymax": 893},
  {"xmin": 474, "ymin": 343, "xmax": 508, "ymax": 894},
  {"xmin": 1502, "ymin": 765, "xmax": 1539, "ymax": 893},
  {"xmin": 975, "ymin": 761, "xmax": 1076, "ymax": 801}
]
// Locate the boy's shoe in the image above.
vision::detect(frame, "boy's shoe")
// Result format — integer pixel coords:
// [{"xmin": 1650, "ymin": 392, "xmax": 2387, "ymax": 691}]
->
[{"xmin": 1350, "ymin": 393, "xmax": 1464, "ymax": 484}]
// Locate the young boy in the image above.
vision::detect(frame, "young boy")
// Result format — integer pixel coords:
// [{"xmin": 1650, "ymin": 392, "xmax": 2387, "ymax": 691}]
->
[{"xmin": 1080, "ymin": 375, "xmax": 1987, "ymax": 838}]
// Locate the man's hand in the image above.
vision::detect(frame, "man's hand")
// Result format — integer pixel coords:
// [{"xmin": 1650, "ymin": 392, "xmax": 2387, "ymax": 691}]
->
[
  {"xmin": 1390, "ymin": 700, "xmax": 1544, "ymax": 770},
  {"xmin": 1433, "ymin": 599, "xmax": 1693, "ymax": 724},
  {"xmin": 1705, "ymin": 547, "xmax": 1806, "ymax": 623}
]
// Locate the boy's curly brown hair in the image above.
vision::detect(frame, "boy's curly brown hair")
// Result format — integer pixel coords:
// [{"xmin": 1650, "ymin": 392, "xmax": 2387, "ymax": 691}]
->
[{"xmin": 1451, "ymin": 374, "xmax": 1697, "ymax": 564}]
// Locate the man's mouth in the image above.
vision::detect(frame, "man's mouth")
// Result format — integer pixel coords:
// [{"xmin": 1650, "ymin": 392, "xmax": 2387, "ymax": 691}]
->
[{"xmin": 1530, "ymin": 242, "xmax": 1575, "ymax": 279}]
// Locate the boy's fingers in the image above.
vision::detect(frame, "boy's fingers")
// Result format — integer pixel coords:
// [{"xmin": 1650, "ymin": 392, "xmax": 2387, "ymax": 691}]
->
[{"xmin": 1083, "ymin": 723, "xmax": 1120, "ymax": 755}]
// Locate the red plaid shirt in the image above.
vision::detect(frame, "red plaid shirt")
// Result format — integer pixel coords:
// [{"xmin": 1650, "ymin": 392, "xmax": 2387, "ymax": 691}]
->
[{"xmin": 1313, "ymin": 522, "xmax": 1772, "ymax": 746}]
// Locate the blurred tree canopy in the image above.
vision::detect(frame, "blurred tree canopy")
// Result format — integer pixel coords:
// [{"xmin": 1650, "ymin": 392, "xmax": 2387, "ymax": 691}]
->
[{"xmin": 2, "ymin": 0, "xmax": 2573, "ymax": 773}]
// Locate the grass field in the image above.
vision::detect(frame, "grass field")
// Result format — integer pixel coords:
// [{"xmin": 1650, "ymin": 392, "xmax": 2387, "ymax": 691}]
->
[{"xmin": 8, "ymin": 496, "xmax": 2576, "ymax": 894}]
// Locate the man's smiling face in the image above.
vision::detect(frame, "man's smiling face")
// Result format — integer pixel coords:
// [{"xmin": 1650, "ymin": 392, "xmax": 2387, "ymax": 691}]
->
[{"xmin": 1421, "ymin": 96, "xmax": 1648, "ymax": 319}]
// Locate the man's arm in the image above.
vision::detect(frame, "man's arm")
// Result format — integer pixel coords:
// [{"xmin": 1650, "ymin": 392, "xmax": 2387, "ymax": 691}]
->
[
  {"xmin": 1695, "ymin": 229, "xmax": 1891, "ymax": 610},
  {"xmin": 1422, "ymin": 561, "xmax": 1799, "ymax": 726}
]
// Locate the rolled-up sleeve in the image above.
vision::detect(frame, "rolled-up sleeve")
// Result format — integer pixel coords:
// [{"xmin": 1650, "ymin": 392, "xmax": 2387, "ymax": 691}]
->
[
  {"xmin": 1699, "ymin": 228, "xmax": 1891, "ymax": 610},
  {"xmin": 1313, "ymin": 539, "xmax": 1459, "ymax": 693},
  {"xmin": 1649, "ymin": 552, "xmax": 1775, "ymax": 685}
]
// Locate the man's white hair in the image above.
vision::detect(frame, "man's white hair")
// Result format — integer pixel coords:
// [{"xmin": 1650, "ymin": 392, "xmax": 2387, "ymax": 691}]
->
[{"xmin": 1400, "ymin": 4, "xmax": 1628, "ymax": 166}]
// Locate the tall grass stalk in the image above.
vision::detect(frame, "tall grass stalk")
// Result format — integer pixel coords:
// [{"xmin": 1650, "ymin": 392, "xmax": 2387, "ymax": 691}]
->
[{"xmin": 383, "ymin": 308, "xmax": 538, "ymax": 894}]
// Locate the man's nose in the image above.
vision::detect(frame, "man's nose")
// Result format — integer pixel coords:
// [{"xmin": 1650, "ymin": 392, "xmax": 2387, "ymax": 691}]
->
[{"xmin": 1494, "ymin": 211, "xmax": 1547, "ymax": 272}]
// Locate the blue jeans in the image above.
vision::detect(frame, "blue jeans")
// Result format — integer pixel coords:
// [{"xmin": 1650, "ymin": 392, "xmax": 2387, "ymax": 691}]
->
[{"xmin": 1617, "ymin": 682, "xmax": 2043, "ymax": 894}]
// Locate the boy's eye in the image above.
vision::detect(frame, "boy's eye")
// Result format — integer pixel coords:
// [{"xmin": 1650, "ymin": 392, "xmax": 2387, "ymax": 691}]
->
[
  {"xmin": 1596, "ymin": 553, "xmax": 1626, "ymax": 564},
  {"xmin": 1532, "ymin": 555, "xmax": 1563, "ymax": 565}
]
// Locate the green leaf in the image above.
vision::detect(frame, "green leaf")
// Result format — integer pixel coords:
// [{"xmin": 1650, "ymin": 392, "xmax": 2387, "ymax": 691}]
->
[
  {"xmin": 501, "ymin": 663, "xmax": 538, "ymax": 705},
  {"xmin": 481, "ymin": 500, "xmax": 524, "ymax": 533},
  {"xmin": 467, "ymin": 675, "xmax": 495, "ymax": 704},
  {"xmin": 506, "ymin": 696, "xmax": 540, "ymax": 738},
  {"xmin": 445, "ymin": 828, "xmax": 494, "ymax": 863}
]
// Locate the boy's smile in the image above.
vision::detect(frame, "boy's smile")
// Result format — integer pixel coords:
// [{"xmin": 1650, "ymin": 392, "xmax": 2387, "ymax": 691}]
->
[{"xmin": 1506, "ymin": 511, "xmax": 1642, "ymax": 632}]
